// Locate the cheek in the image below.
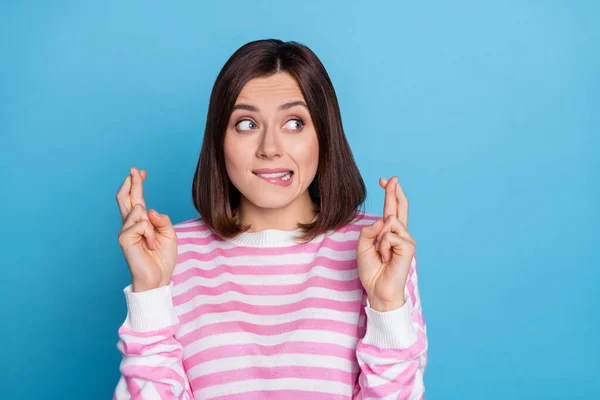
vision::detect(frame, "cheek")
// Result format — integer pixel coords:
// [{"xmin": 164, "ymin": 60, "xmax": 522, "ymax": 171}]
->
[
  {"xmin": 306, "ymin": 137, "xmax": 320, "ymax": 169},
  {"xmin": 223, "ymin": 140, "xmax": 246, "ymax": 176},
  {"xmin": 292, "ymin": 137, "xmax": 319, "ymax": 174}
]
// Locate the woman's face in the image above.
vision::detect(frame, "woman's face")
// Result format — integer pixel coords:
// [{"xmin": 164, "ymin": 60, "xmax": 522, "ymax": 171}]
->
[{"xmin": 224, "ymin": 72, "xmax": 319, "ymax": 212}]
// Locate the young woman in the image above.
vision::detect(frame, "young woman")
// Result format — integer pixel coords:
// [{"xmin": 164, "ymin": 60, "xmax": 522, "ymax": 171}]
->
[{"xmin": 114, "ymin": 39, "xmax": 427, "ymax": 399}]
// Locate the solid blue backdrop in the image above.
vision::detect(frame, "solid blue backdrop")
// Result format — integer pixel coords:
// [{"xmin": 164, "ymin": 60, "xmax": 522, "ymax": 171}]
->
[{"xmin": 1, "ymin": 1, "xmax": 598, "ymax": 399}]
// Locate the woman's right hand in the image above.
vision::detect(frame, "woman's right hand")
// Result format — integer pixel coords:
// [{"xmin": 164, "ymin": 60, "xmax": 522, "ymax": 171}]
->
[{"xmin": 116, "ymin": 167, "xmax": 178, "ymax": 292}]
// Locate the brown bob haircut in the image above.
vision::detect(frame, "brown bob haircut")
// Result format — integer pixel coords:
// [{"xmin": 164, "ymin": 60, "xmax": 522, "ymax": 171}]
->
[{"xmin": 192, "ymin": 39, "xmax": 366, "ymax": 242}]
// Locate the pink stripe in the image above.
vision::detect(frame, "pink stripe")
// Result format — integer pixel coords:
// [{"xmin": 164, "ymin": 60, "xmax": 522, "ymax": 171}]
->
[
  {"xmin": 178, "ymin": 298, "xmax": 362, "ymax": 324},
  {"xmin": 189, "ymin": 366, "xmax": 357, "ymax": 391},
  {"xmin": 178, "ymin": 318, "xmax": 360, "ymax": 346},
  {"xmin": 357, "ymin": 330, "xmax": 427, "ymax": 359},
  {"xmin": 397, "ymin": 374, "xmax": 418, "ymax": 400},
  {"xmin": 172, "ymin": 257, "xmax": 357, "ymax": 284},
  {"xmin": 125, "ymin": 376, "xmax": 141, "ymax": 398},
  {"xmin": 121, "ymin": 365, "xmax": 186, "ymax": 393},
  {"xmin": 152, "ymin": 381, "xmax": 175, "ymax": 399},
  {"xmin": 120, "ymin": 336, "xmax": 183, "ymax": 357},
  {"xmin": 119, "ymin": 323, "xmax": 179, "ymax": 338},
  {"xmin": 358, "ymin": 359, "xmax": 396, "ymax": 377},
  {"xmin": 174, "ymin": 220, "xmax": 206, "ymax": 232},
  {"xmin": 412, "ymin": 309, "xmax": 426, "ymax": 328},
  {"xmin": 407, "ymin": 278, "xmax": 416, "ymax": 306},
  {"xmin": 340, "ymin": 223, "xmax": 379, "ymax": 233},
  {"xmin": 173, "ymin": 276, "xmax": 362, "ymax": 305},
  {"xmin": 175, "ymin": 235, "xmax": 358, "ymax": 263},
  {"xmin": 352, "ymin": 381, "xmax": 361, "ymax": 400},
  {"xmin": 356, "ymin": 214, "xmax": 380, "ymax": 221},
  {"xmin": 177, "ymin": 232, "xmax": 225, "ymax": 246},
  {"xmin": 183, "ymin": 341, "xmax": 357, "ymax": 369},
  {"xmin": 360, "ymin": 359, "xmax": 420, "ymax": 399},
  {"xmin": 211, "ymin": 389, "xmax": 352, "ymax": 400}
]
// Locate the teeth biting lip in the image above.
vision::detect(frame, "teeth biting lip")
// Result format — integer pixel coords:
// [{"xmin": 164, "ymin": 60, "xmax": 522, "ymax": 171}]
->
[
  {"xmin": 253, "ymin": 171, "xmax": 294, "ymax": 178},
  {"xmin": 252, "ymin": 171, "xmax": 294, "ymax": 182}
]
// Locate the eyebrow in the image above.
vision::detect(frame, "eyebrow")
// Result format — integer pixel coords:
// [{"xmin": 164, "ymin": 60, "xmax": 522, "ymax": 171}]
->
[{"xmin": 232, "ymin": 101, "xmax": 308, "ymax": 112}]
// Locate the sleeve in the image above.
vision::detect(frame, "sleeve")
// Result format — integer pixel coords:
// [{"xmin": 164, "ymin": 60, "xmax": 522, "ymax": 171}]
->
[
  {"xmin": 353, "ymin": 253, "xmax": 428, "ymax": 400},
  {"xmin": 113, "ymin": 281, "xmax": 194, "ymax": 399}
]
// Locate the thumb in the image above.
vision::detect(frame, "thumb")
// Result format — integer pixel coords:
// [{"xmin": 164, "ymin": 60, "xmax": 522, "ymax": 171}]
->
[
  {"xmin": 148, "ymin": 209, "xmax": 175, "ymax": 236},
  {"xmin": 358, "ymin": 219, "xmax": 383, "ymax": 242}
]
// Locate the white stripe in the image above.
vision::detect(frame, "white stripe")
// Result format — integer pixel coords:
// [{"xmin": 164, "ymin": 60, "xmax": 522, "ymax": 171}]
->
[
  {"xmin": 117, "ymin": 339, "xmax": 182, "ymax": 356},
  {"xmin": 175, "ymin": 226, "xmax": 361, "ymax": 244},
  {"xmin": 182, "ymin": 330, "xmax": 359, "ymax": 358},
  {"xmin": 173, "ymin": 247, "xmax": 357, "ymax": 276},
  {"xmin": 118, "ymin": 333, "xmax": 172, "ymax": 345},
  {"xmin": 176, "ymin": 307, "xmax": 360, "ymax": 337},
  {"xmin": 114, "ymin": 378, "xmax": 131, "ymax": 399},
  {"xmin": 187, "ymin": 353, "xmax": 359, "ymax": 377},
  {"xmin": 196, "ymin": 377, "xmax": 354, "ymax": 398},
  {"xmin": 174, "ymin": 219, "xmax": 203, "ymax": 229},
  {"xmin": 173, "ymin": 214, "xmax": 377, "ymax": 231},
  {"xmin": 173, "ymin": 287, "xmax": 363, "ymax": 312},
  {"xmin": 132, "ymin": 378, "xmax": 161, "ymax": 398},
  {"xmin": 177, "ymin": 243, "xmax": 358, "ymax": 261},
  {"xmin": 120, "ymin": 352, "xmax": 179, "ymax": 369},
  {"xmin": 172, "ymin": 264, "xmax": 358, "ymax": 290}
]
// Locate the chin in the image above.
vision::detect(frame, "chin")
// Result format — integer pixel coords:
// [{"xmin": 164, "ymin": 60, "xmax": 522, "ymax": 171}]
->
[{"xmin": 246, "ymin": 194, "xmax": 296, "ymax": 210}]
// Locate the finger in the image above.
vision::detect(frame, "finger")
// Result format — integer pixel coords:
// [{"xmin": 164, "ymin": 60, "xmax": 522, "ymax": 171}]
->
[
  {"xmin": 376, "ymin": 215, "xmax": 415, "ymax": 249},
  {"xmin": 122, "ymin": 203, "xmax": 149, "ymax": 229},
  {"xmin": 383, "ymin": 176, "xmax": 398, "ymax": 220},
  {"xmin": 130, "ymin": 167, "xmax": 146, "ymax": 211},
  {"xmin": 116, "ymin": 174, "xmax": 133, "ymax": 223},
  {"xmin": 379, "ymin": 176, "xmax": 409, "ymax": 228},
  {"xmin": 116, "ymin": 170, "xmax": 148, "ymax": 224},
  {"xmin": 123, "ymin": 205, "xmax": 157, "ymax": 250},
  {"xmin": 148, "ymin": 209, "xmax": 177, "ymax": 240},
  {"xmin": 395, "ymin": 181, "xmax": 409, "ymax": 229},
  {"xmin": 358, "ymin": 219, "xmax": 384, "ymax": 243},
  {"xmin": 119, "ymin": 218, "xmax": 157, "ymax": 250},
  {"xmin": 123, "ymin": 204, "xmax": 157, "ymax": 249},
  {"xmin": 378, "ymin": 231, "xmax": 415, "ymax": 263},
  {"xmin": 356, "ymin": 219, "xmax": 384, "ymax": 255}
]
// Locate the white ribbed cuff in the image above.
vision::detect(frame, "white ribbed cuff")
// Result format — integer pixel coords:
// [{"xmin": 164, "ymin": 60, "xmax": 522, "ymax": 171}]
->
[
  {"xmin": 362, "ymin": 297, "xmax": 419, "ymax": 349},
  {"xmin": 123, "ymin": 282, "xmax": 179, "ymax": 332}
]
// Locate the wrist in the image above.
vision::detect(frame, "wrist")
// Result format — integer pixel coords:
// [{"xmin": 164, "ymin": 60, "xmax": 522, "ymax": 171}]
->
[
  {"xmin": 132, "ymin": 280, "xmax": 162, "ymax": 293},
  {"xmin": 368, "ymin": 296, "xmax": 406, "ymax": 312}
]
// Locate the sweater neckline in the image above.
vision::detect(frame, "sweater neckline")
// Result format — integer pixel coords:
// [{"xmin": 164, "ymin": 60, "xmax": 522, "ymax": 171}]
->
[
  {"xmin": 223, "ymin": 215, "xmax": 319, "ymax": 248},
  {"xmin": 225, "ymin": 227, "xmax": 306, "ymax": 247}
]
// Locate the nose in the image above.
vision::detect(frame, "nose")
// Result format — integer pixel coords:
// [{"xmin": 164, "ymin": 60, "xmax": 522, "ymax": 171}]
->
[{"xmin": 256, "ymin": 124, "xmax": 283, "ymax": 159}]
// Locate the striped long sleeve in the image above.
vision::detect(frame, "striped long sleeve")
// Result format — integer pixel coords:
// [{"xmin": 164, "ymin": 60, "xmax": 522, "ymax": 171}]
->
[
  {"xmin": 113, "ymin": 215, "xmax": 428, "ymax": 399},
  {"xmin": 353, "ymin": 253, "xmax": 428, "ymax": 400},
  {"xmin": 113, "ymin": 282, "xmax": 193, "ymax": 399}
]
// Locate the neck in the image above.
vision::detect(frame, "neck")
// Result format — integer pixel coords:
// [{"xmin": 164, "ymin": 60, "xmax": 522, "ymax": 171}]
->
[{"xmin": 237, "ymin": 193, "xmax": 317, "ymax": 232}]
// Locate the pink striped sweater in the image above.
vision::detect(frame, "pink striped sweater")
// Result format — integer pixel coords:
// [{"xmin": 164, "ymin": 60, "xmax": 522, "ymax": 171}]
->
[{"xmin": 113, "ymin": 212, "xmax": 428, "ymax": 399}]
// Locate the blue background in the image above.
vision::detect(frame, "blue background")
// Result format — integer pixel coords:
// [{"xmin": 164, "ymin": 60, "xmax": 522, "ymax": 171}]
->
[{"xmin": 1, "ymin": 1, "xmax": 598, "ymax": 399}]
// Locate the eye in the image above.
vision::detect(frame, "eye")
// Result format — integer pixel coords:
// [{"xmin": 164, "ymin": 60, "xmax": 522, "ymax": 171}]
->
[
  {"xmin": 284, "ymin": 118, "xmax": 304, "ymax": 131},
  {"xmin": 236, "ymin": 119, "xmax": 257, "ymax": 131}
]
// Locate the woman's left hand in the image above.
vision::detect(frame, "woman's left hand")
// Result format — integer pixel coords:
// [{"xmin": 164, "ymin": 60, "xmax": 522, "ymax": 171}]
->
[{"xmin": 356, "ymin": 176, "xmax": 416, "ymax": 312}]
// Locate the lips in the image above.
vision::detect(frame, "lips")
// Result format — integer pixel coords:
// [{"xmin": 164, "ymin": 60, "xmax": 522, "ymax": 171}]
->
[
  {"xmin": 252, "ymin": 169, "xmax": 295, "ymax": 186},
  {"xmin": 252, "ymin": 168, "xmax": 293, "ymax": 174}
]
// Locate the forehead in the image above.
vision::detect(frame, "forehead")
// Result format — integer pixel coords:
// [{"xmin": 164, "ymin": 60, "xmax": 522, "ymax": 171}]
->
[{"xmin": 236, "ymin": 72, "xmax": 305, "ymax": 106}]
